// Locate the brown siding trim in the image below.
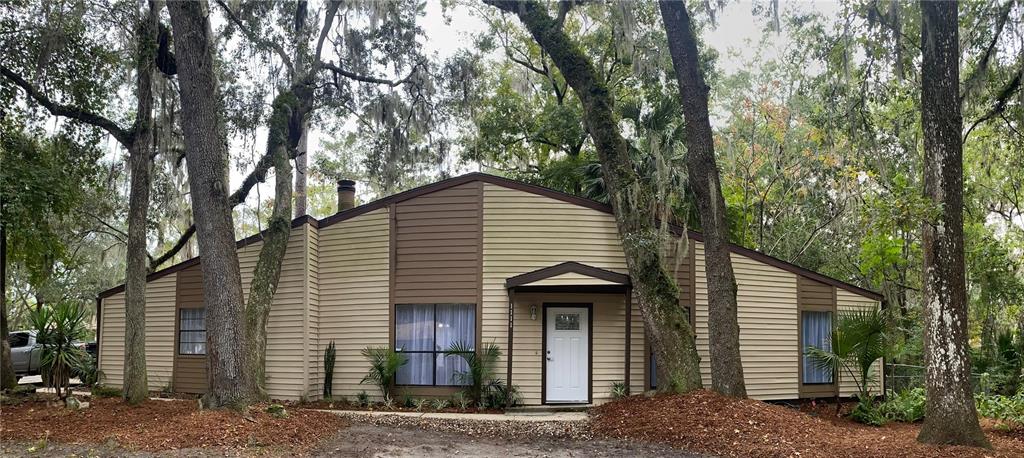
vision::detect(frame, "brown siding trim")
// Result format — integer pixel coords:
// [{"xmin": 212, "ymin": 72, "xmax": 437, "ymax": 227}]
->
[
  {"xmin": 476, "ymin": 181, "xmax": 484, "ymax": 354},
  {"xmin": 511, "ymin": 285, "xmax": 629, "ymax": 294},
  {"xmin": 689, "ymin": 244, "xmax": 697, "ymax": 327},
  {"xmin": 95, "ymin": 297, "xmax": 102, "ymax": 369},
  {"xmin": 173, "ymin": 265, "xmax": 208, "ymax": 394},
  {"xmin": 624, "ymin": 288, "xmax": 632, "ymax": 394},
  {"xmin": 505, "ymin": 261, "xmax": 631, "ymax": 289},
  {"xmin": 797, "ymin": 276, "xmax": 838, "ymax": 398},
  {"xmin": 388, "ymin": 203, "xmax": 397, "ymax": 354},
  {"xmin": 97, "ymin": 216, "xmax": 318, "ymax": 299}
]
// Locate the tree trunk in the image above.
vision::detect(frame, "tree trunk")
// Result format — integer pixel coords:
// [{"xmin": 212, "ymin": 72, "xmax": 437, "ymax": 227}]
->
[
  {"xmin": 917, "ymin": 0, "xmax": 989, "ymax": 447},
  {"xmin": 1, "ymin": 224, "xmax": 16, "ymax": 391},
  {"xmin": 243, "ymin": 93, "xmax": 295, "ymax": 399},
  {"xmin": 659, "ymin": 0, "xmax": 746, "ymax": 398},
  {"xmin": 168, "ymin": 0, "xmax": 251, "ymax": 410},
  {"xmin": 486, "ymin": 0, "xmax": 702, "ymax": 392},
  {"xmin": 294, "ymin": 123, "xmax": 308, "ymax": 217},
  {"xmin": 123, "ymin": 1, "xmax": 160, "ymax": 405}
]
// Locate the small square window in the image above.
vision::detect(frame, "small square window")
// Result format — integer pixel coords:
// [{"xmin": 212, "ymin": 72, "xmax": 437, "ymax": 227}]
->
[{"xmin": 555, "ymin": 313, "xmax": 580, "ymax": 331}]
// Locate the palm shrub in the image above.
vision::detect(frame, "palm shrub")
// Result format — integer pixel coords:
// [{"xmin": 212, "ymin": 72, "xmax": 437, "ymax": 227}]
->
[
  {"xmin": 324, "ymin": 340, "xmax": 336, "ymax": 399},
  {"xmin": 806, "ymin": 308, "xmax": 890, "ymax": 402},
  {"xmin": 444, "ymin": 341, "xmax": 501, "ymax": 406},
  {"xmin": 360, "ymin": 346, "xmax": 407, "ymax": 398},
  {"xmin": 30, "ymin": 302, "xmax": 89, "ymax": 402}
]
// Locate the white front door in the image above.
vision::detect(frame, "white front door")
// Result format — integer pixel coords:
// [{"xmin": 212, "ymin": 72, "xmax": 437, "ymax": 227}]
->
[{"xmin": 545, "ymin": 306, "xmax": 589, "ymax": 403}]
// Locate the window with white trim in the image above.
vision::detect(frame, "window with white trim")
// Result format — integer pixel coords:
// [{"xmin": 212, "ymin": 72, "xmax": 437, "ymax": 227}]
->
[{"xmin": 178, "ymin": 308, "xmax": 206, "ymax": 355}]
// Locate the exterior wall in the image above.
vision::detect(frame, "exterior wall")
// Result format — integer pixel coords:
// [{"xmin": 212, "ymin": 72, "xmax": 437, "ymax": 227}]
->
[
  {"xmin": 317, "ymin": 209, "xmax": 391, "ymax": 400},
  {"xmin": 481, "ymin": 184, "xmax": 641, "ymax": 405},
  {"xmin": 796, "ymin": 276, "xmax": 836, "ymax": 398},
  {"xmin": 173, "ymin": 265, "xmax": 207, "ymax": 393},
  {"xmin": 233, "ymin": 226, "xmax": 311, "ymax": 400},
  {"xmin": 306, "ymin": 223, "xmax": 321, "ymax": 399},
  {"xmin": 837, "ymin": 289, "xmax": 883, "ymax": 396},
  {"xmin": 510, "ymin": 292, "xmax": 635, "ymax": 405},
  {"xmin": 393, "ymin": 182, "xmax": 481, "ymax": 305},
  {"xmin": 694, "ymin": 243, "xmax": 801, "ymax": 400},
  {"xmin": 98, "ymin": 273, "xmax": 177, "ymax": 390}
]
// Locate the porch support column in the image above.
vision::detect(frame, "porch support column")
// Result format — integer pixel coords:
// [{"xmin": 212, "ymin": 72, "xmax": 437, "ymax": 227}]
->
[
  {"xmin": 624, "ymin": 286, "xmax": 632, "ymax": 395},
  {"xmin": 506, "ymin": 288, "xmax": 515, "ymax": 407}
]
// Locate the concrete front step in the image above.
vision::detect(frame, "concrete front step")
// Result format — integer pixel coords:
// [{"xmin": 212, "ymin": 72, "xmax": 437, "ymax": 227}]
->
[{"xmin": 505, "ymin": 404, "xmax": 593, "ymax": 414}]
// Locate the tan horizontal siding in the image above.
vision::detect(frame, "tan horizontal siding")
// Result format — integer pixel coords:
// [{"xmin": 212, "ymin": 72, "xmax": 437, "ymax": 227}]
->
[
  {"xmin": 317, "ymin": 209, "xmax": 390, "ymax": 400},
  {"xmin": 482, "ymin": 184, "xmax": 633, "ymax": 405},
  {"xmin": 98, "ymin": 273, "xmax": 177, "ymax": 391},
  {"xmin": 307, "ymin": 223, "xmax": 321, "ymax": 399},
  {"xmin": 694, "ymin": 243, "xmax": 800, "ymax": 400},
  {"xmin": 837, "ymin": 289, "xmax": 883, "ymax": 396},
  {"xmin": 235, "ymin": 226, "xmax": 310, "ymax": 400}
]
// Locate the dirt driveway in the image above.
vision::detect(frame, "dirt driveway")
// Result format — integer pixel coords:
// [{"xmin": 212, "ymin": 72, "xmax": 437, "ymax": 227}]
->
[
  {"xmin": 1, "ymin": 421, "xmax": 704, "ymax": 457},
  {"xmin": 313, "ymin": 422, "xmax": 704, "ymax": 457}
]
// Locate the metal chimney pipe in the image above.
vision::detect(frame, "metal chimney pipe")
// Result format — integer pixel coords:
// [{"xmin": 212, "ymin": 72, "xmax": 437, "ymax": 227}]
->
[{"xmin": 337, "ymin": 179, "xmax": 356, "ymax": 213}]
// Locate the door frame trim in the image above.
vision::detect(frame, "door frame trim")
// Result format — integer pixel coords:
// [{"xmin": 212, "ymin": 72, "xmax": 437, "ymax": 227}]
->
[{"xmin": 541, "ymin": 302, "xmax": 593, "ymax": 405}]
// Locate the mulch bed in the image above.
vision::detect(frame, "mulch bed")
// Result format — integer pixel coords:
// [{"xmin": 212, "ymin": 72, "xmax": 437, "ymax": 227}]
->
[
  {"xmin": 0, "ymin": 396, "xmax": 347, "ymax": 452},
  {"xmin": 591, "ymin": 390, "xmax": 1024, "ymax": 458}
]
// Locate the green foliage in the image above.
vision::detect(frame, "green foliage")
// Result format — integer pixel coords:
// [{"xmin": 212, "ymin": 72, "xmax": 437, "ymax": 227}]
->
[
  {"xmin": 973, "ymin": 331, "xmax": 1022, "ymax": 396},
  {"xmin": 414, "ymin": 398, "xmax": 430, "ymax": 411},
  {"xmin": 975, "ymin": 392, "xmax": 1024, "ymax": 424},
  {"xmin": 323, "ymin": 340, "xmax": 337, "ymax": 399},
  {"xmin": 877, "ymin": 388, "xmax": 926, "ymax": 423},
  {"xmin": 359, "ymin": 346, "xmax": 408, "ymax": 398},
  {"xmin": 90, "ymin": 385, "xmax": 122, "ymax": 399},
  {"xmin": 849, "ymin": 397, "xmax": 887, "ymax": 427},
  {"xmin": 29, "ymin": 302, "xmax": 89, "ymax": 401},
  {"xmin": 806, "ymin": 308, "xmax": 890, "ymax": 400},
  {"xmin": 431, "ymin": 398, "xmax": 450, "ymax": 410},
  {"xmin": 482, "ymin": 379, "xmax": 521, "ymax": 409},
  {"xmin": 444, "ymin": 341, "xmax": 502, "ymax": 406},
  {"xmin": 452, "ymin": 392, "xmax": 472, "ymax": 410},
  {"xmin": 266, "ymin": 404, "xmax": 288, "ymax": 418},
  {"xmin": 73, "ymin": 355, "xmax": 100, "ymax": 387},
  {"xmin": 356, "ymin": 391, "xmax": 370, "ymax": 407},
  {"xmin": 610, "ymin": 381, "xmax": 629, "ymax": 400}
]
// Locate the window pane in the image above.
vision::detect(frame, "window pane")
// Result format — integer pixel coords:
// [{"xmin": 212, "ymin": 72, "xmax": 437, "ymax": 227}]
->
[
  {"xmin": 802, "ymin": 311, "xmax": 833, "ymax": 383},
  {"xmin": 437, "ymin": 354, "xmax": 470, "ymax": 386},
  {"xmin": 555, "ymin": 313, "xmax": 580, "ymax": 330},
  {"xmin": 180, "ymin": 308, "xmax": 205, "ymax": 331},
  {"xmin": 8, "ymin": 333, "xmax": 29, "ymax": 348},
  {"xmin": 396, "ymin": 353, "xmax": 433, "ymax": 385},
  {"xmin": 435, "ymin": 304, "xmax": 475, "ymax": 352},
  {"xmin": 396, "ymin": 304, "xmax": 433, "ymax": 351}
]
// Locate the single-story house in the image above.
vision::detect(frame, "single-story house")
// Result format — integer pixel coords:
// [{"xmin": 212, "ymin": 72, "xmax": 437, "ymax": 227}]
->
[{"xmin": 96, "ymin": 173, "xmax": 883, "ymax": 405}]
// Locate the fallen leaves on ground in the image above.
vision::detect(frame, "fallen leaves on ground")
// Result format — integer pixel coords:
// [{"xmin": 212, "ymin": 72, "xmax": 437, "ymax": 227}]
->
[
  {"xmin": 0, "ymin": 397, "xmax": 346, "ymax": 452},
  {"xmin": 591, "ymin": 390, "xmax": 1024, "ymax": 458}
]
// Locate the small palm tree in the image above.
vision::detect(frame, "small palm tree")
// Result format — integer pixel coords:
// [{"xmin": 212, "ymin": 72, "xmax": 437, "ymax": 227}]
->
[
  {"xmin": 360, "ymin": 346, "xmax": 407, "ymax": 398},
  {"xmin": 445, "ymin": 341, "xmax": 501, "ymax": 406},
  {"xmin": 30, "ymin": 302, "xmax": 89, "ymax": 403},
  {"xmin": 806, "ymin": 308, "xmax": 890, "ymax": 402}
]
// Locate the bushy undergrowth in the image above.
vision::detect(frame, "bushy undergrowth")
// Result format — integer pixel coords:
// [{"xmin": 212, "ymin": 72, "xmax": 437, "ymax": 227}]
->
[
  {"xmin": 876, "ymin": 388, "xmax": 926, "ymax": 423},
  {"xmin": 975, "ymin": 392, "xmax": 1024, "ymax": 424}
]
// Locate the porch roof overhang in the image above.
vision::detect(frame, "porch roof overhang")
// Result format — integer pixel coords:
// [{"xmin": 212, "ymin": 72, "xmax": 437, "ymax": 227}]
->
[{"xmin": 504, "ymin": 261, "xmax": 631, "ymax": 294}]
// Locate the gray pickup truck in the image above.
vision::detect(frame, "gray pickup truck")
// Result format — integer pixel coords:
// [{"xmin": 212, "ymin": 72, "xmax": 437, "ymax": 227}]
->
[{"xmin": 9, "ymin": 330, "xmax": 42, "ymax": 380}]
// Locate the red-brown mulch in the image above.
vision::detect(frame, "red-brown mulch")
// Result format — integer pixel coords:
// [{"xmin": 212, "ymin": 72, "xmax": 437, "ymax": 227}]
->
[
  {"xmin": 591, "ymin": 390, "xmax": 1024, "ymax": 458},
  {"xmin": 0, "ymin": 397, "xmax": 347, "ymax": 452}
]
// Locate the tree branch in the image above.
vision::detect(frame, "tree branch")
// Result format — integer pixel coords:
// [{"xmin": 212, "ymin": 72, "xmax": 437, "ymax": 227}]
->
[
  {"xmin": 214, "ymin": 0, "xmax": 294, "ymax": 74},
  {"xmin": 964, "ymin": 61, "xmax": 1023, "ymax": 143},
  {"xmin": 149, "ymin": 144, "xmax": 284, "ymax": 271},
  {"xmin": 319, "ymin": 61, "xmax": 418, "ymax": 87},
  {"xmin": 0, "ymin": 64, "xmax": 133, "ymax": 145}
]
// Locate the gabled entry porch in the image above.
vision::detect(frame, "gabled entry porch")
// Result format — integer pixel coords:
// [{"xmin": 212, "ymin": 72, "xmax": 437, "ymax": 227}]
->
[{"xmin": 504, "ymin": 262, "xmax": 636, "ymax": 405}]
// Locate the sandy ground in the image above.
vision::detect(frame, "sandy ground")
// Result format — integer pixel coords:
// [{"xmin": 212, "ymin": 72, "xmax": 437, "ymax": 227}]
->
[{"xmin": 0, "ymin": 422, "xmax": 706, "ymax": 457}]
